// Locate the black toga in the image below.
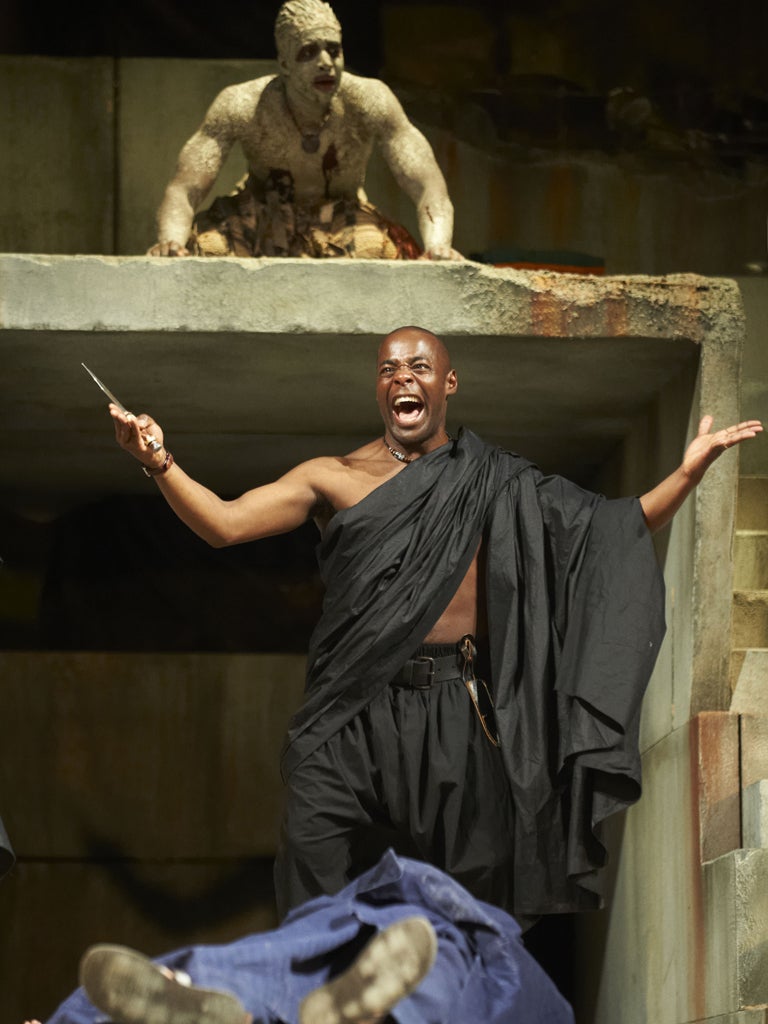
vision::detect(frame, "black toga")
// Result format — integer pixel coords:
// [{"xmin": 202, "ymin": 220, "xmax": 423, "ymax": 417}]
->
[{"xmin": 279, "ymin": 429, "xmax": 665, "ymax": 915}]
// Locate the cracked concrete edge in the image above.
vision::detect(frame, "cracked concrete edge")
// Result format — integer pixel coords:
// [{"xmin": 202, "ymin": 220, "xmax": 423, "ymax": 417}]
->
[{"xmin": 0, "ymin": 253, "xmax": 746, "ymax": 339}]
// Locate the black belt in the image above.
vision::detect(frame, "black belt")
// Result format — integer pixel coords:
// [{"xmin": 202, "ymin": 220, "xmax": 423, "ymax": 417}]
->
[{"xmin": 392, "ymin": 652, "xmax": 462, "ymax": 690}]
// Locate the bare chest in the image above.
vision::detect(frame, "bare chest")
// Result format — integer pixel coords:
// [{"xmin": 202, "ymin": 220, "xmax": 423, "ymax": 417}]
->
[{"xmin": 239, "ymin": 116, "xmax": 374, "ymax": 201}]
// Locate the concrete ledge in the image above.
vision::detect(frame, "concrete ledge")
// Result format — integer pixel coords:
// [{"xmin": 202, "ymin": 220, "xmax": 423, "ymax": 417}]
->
[
  {"xmin": 705, "ymin": 849, "xmax": 768, "ymax": 1013},
  {"xmin": 0, "ymin": 254, "xmax": 745, "ymax": 336},
  {"xmin": 692, "ymin": 1013, "xmax": 768, "ymax": 1024}
]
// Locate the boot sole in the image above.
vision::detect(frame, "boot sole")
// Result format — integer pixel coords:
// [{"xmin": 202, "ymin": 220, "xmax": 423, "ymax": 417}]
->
[
  {"xmin": 79, "ymin": 944, "xmax": 247, "ymax": 1024},
  {"xmin": 299, "ymin": 915, "xmax": 438, "ymax": 1024}
]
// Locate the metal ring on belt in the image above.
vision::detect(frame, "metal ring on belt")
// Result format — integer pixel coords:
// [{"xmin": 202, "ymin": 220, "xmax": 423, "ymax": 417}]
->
[{"xmin": 392, "ymin": 653, "xmax": 461, "ymax": 690}]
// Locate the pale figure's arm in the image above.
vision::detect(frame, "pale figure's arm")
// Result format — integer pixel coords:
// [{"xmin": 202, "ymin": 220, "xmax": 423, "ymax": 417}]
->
[
  {"xmin": 149, "ymin": 89, "xmax": 242, "ymax": 257},
  {"xmin": 372, "ymin": 83, "xmax": 460, "ymax": 260},
  {"xmin": 110, "ymin": 406, "xmax": 323, "ymax": 544},
  {"xmin": 639, "ymin": 415, "xmax": 762, "ymax": 533}
]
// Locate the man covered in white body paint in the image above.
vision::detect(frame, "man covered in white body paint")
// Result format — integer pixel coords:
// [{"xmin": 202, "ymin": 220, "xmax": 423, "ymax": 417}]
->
[{"xmin": 149, "ymin": 0, "xmax": 460, "ymax": 261}]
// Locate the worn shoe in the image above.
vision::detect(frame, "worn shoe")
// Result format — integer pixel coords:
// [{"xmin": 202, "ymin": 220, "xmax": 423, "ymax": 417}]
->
[
  {"xmin": 79, "ymin": 944, "xmax": 248, "ymax": 1024},
  {"xmin": 299, "ymin": 915, "xmax": 438, "ymax": 1024}
]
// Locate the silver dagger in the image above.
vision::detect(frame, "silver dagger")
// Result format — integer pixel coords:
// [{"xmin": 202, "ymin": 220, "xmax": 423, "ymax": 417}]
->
[
  {"xmin": 81, "ymin": 363, "xmax": 162, "ymax": 451},
  {"xmin": 81, "ymin": 362, "xmax": 130, "ymax": 413}
]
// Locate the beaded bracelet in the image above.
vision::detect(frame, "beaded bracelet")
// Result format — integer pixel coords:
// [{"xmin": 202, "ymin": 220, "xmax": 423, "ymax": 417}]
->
[{"xmin": 142, "ymin": 450, "xmax": 174, "ymax": 477}]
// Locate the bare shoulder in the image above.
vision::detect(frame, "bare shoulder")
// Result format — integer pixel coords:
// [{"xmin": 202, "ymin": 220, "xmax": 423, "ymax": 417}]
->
[
  {"xmin": 291, "ymin": 443, "xmax": 382, "ymax": 483},
  {"xmin": 296, "ymin": 441, "xmax": 402, "ymax": 527},
  {"xmin": 340, "ymin": 74, "xmax": 402, "ymax": 124},
  {"xmin": 204, "ymin": 75, "xmax": 277, "ymax": 127}
]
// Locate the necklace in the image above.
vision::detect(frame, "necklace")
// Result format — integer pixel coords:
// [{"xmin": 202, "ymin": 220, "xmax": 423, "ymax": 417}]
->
[
  {"xmin": 384, "ymin": 439, "xmax": 413, "ymax": 464},
  {"xmin": 283, "ymin": 86, "xmax": 331, "ymax": 153}
]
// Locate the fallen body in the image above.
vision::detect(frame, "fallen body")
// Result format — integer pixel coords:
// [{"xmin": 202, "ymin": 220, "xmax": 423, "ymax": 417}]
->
[{"xmin": 27, "ymin": 852, "xmax": 575, "ymax": 1024}]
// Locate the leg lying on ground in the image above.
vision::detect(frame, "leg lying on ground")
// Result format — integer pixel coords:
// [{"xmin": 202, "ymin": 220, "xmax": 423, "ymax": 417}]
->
[
  {"xmin": 299, "ymin": 915, "xmax": 437, "ymax": 1024},
  {"xmin": 73, "ymin": 916, "xmax": 437, "ymax": 1024},
  {"xmin": 79, "ymin": 944, "xmax": 252, "ymax": 1024}
]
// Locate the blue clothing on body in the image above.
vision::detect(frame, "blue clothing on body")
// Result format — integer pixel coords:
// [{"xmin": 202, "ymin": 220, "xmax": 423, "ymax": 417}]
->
[{"xmin": 46, "ymin": 851, "xmax": 574, "ymax": 1024}]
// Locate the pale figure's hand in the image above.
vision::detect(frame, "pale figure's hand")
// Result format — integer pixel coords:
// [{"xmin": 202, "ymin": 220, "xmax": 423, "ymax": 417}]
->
[
  {"xmin": 420, "ymin": 244, "xmax": 465, "ymax": 262},
  {"xmin": 682, "ymin": 415, "xmax": 763, "ymax": 483},
  {"xmin": 109, "ymin": 404, "xmax": 167, "ymax": 468},
  {"xmin": 147, "ymin": 239, "xmax": 191, "ymax": 257}
]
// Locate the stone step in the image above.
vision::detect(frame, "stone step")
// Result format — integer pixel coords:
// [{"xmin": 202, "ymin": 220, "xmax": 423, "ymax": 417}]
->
[
  {"xmin": 737, "ymin": 476, "xmax": 768, "ymax": 531},
  {"xmin": 743, "ymin": 779, "xmax": 768, "ymax": 848},
  {"xmin": 703, "ymin": 849, "xmax": 768, "ymax": 1011},
  {"xmin": 734, "ymin": 531, "xmax": 768, "ymax": 590},
  {"xmin": 732, "ymin": 592, "xmax": 768, "ymax": 650},
  {"xmin": 730, "ymin": 649, "xmax": 768, "ymax": 714}
]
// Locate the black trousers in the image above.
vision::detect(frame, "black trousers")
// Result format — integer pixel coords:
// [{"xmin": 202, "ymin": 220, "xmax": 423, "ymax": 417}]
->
[{"xmin": 274, "ymin": 645, "xmax": 516, "ymax": 919}]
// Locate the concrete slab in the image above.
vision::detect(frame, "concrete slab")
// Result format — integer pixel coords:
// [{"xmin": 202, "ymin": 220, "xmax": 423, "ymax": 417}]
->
[
  {"xmin": 691, "ymin": 1014, "xmax": 768, "ymax": 1024},
  {"xmin": 1, "ymin": 255, "xmax": 740, "ymax": 509}
]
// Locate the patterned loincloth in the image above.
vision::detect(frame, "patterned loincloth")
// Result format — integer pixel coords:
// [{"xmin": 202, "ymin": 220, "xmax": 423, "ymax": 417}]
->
[{"xmin": 189, "ymin": 173, "xmax": 422, "ymax": 260}]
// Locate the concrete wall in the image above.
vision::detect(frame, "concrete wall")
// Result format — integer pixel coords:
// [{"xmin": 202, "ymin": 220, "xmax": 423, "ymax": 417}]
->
[
  {"xmin": 737, "ymin": 276, "xmax": 768, "ymax": 477},
  {"xmin": 1, "ymin": 56, "xmax": 767, "ymax": 275},
  {"xmin": 0, "ymin": 651, "xmax": 305, "ymax": 1021},
  {"xmin": 571, "ymin": 280, "xmax": 768, "ymax": 1024}
]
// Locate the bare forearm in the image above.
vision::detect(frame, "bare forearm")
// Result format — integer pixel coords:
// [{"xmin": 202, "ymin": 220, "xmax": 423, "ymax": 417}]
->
[
  {"xmin": 639, "ymin": 416, "xmax": 763, "ymax": 533},
  {"xmin": 639, "ymin": 466, "xmax": 697, "ymax": 534},
  {"xmin": 151, "ymin": 461, "xmax": 240, "ymax": 547},
  {"xmin": 155, "ymin": 183, "xmax": 199, "ymax": 248},
  {"xmin": 416, "ymin": 191, "xmax": 454, "ymax": 253}
]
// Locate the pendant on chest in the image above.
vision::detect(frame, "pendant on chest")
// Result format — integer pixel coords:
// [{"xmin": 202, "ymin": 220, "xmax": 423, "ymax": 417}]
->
[{"xmin": 301, "ymin": 134, "xmax": 321, "ymax": 154}]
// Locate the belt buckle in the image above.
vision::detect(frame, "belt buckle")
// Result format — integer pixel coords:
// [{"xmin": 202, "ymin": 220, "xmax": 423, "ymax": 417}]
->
[{"xmin": 409, "ymin": 655, "xmax": 435, "ymax": 690}]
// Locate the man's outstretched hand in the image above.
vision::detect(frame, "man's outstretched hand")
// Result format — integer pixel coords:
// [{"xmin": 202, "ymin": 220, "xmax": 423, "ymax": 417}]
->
[
  {"xmin": 640, "ymin": 415, "xmax": 762, "ymax": 533},
  {"xmin": 682, "ymin": 415, "xmax": 763, "ymax": 484}
]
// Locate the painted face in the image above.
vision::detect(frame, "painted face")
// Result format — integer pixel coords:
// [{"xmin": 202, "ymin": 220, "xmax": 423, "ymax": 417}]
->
[
  {"xmin": 376, "ymin": 330, "xmax": 457, "ymax": 450},
  {"xmin": 280, "ymin": 25, "xmax": 344, "ymax": 104}
]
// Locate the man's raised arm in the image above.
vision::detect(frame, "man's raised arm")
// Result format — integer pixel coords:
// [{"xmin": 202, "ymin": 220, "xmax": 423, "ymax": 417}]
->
[
  {"xmin": 640, "ymin": 415, "xmax": 762, "ymax": 533},
  {"xmin": 148, "ymin": 90, "xmax": 241, "ymax": 257},
  {"xmin": 110, "ymin": 406, "xmax": 323, "ymax": 545},
  {"xmin": 373, "ymin": 83, "xmax": 460, "ymax": 261}
]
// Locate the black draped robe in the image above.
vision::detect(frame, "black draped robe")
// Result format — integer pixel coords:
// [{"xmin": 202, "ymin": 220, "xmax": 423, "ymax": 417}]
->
[{"xmin": 281, "ymin": 429, "xmax": 665, "ymax": 914}]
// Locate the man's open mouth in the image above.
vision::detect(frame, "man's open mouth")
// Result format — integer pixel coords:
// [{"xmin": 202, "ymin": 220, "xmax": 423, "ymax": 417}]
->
[
  {"xmin": 314, "ymin": 75, "xmax": 336, "ymax": 91},
  {"xmin": 393, "ymin": 394, "xmax": 425, "ymax": 425}
]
